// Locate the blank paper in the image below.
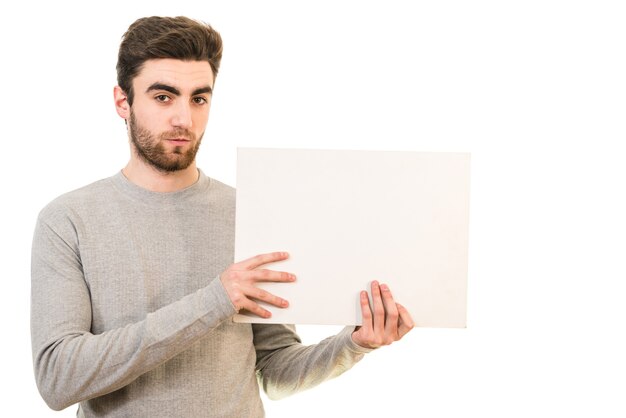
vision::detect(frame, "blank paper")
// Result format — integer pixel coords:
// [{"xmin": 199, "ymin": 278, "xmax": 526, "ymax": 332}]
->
[{"xmin": 233, "ymin": 148, "xmax": 470, "ymax": 327}]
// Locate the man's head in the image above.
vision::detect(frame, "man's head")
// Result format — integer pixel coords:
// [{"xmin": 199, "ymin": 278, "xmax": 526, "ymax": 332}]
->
[
  {"xmin": 117, "ymin": 16, "xmax": 223, "ymax": 107},
  {"xmin": 114, "ymin": 17, "xmax": 223, "ymax": 173}
]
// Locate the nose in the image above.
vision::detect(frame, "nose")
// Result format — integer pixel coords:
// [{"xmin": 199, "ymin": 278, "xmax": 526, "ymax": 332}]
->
[{"xmin": 171, "ymin": 101, "xmax": 193, "ymax": 129}]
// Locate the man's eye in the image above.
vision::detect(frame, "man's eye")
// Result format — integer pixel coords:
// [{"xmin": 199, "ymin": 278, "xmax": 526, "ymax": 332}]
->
[
  {"xmin": 156, "ymin": 95, "xmax": 170, "ymax": 102},
  {"xmin": 193, "ymin": 97, "xmax": 208, "ymax": 105}
]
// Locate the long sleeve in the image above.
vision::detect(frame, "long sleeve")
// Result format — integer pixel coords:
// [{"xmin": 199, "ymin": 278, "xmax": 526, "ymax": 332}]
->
[
  {"xmin": 31, "ymin": 213, "xmax": 237, "ymax": 410},
  {"xmin": 253, "ymin": 323, "xmax": 373, "ymax": 400},
  {"xmin": 30, "ymin": 173, "xmax": 272, "ymax": 418},
  {"xmin": 31, "ymin": 170, "xmax": 373, "ymax": 417}
]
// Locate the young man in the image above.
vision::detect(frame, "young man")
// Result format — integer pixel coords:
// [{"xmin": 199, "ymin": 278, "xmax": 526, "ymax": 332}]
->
[{"xmin": 31, "ymin": 16, "xmax": 413, "ymax": 417}]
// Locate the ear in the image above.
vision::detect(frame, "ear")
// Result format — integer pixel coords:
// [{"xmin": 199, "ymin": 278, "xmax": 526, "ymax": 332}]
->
[{"xmin": 114, "ymin": 86, "xmax": 130, "ymax": 119}]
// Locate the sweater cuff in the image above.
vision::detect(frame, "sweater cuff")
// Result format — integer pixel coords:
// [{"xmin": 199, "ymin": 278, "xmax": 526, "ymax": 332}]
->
[
  {"xmin": 202, "ymin": 276, "xmax": 238, "ymax": 320},
  {"xmin": 339, "ymin": 326, "xmax": 376, "ymax": 354}
]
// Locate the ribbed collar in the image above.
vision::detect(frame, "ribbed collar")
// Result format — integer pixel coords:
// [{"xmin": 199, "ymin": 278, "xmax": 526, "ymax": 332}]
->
[{"xmin": 110, "ymin": 169, "xmax": 211, "ymax": 206}]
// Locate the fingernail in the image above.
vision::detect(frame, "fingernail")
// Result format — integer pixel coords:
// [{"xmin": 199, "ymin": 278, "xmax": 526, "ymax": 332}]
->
[
  {"xmin": 381, "ymin": 284, "xmax": 389, "ymax": 292},
  {"xmin": 282, "ymin": 300, "xmax": 289, "ymax": 307},
  {"xmin": 290, "ymin": 274, "xmax": 296, "ymax": 281}
]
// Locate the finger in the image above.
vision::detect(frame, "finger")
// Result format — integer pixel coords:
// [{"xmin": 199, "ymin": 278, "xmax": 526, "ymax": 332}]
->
[
  {"xmin": 359, "ymin": 290, "xmax": 373, "ymax": 330},
  {"xmin": 248, "ymin": 286, "xmax": 290, "ymax": 309},
  {"xmin": 396, "ymin": 303, "xmax": 415, "ymax": 338},
  {"xmin": 371, "ymin": 281, "xmax": 385, "ymax": 336},
  {"xmin": 250, "ymin": 269, "xmax": 296, "ymax": 283},
  {"xmin": 238, "ymin": 252, "xmax": 289, "ymax": 270},
  {"xmin": 380, "ymin": 283, "xmax": 399, "ymax": 338},
  {"xmin": 239, "ymin": 298, "xmax": 273, "ymax": 319}
]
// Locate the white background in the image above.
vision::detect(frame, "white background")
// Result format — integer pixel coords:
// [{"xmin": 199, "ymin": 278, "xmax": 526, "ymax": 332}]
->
[{"xmin": 1, "ymin": 1, "xmax": 625, "ymax": 417}]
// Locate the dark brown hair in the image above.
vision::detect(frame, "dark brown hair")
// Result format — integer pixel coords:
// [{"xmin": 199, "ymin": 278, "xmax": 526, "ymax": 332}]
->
[{"xmin": 117, "ymin": 16, "xmax": 223, "ymax": 105}]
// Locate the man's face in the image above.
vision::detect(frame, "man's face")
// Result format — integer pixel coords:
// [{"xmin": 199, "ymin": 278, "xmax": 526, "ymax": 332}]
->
[{"xmin": 126, "ymin": 59, "xmax": 214, "ymax": 172}]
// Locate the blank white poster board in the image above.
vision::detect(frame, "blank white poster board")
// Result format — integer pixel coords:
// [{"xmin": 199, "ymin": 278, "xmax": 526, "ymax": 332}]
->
[{"xmin": 234, "ymin": 148, "xmax": 470, "ymax": 327}]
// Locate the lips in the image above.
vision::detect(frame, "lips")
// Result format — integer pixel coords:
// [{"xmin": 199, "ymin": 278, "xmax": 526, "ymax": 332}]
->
[{"xmin": 167, "ymin": 138, "xmax": 190, "ymax": 145}]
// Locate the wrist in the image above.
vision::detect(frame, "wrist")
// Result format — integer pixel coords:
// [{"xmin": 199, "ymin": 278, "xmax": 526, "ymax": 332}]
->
[{"xmin": 347, "ymin": 327, "xmax": 376, "ymax": 352}]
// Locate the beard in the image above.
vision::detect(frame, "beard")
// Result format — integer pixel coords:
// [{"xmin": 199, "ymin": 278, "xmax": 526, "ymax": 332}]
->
[{"xmin": 128, "ymin": 110, "xmax": 203, "ymax": 172}]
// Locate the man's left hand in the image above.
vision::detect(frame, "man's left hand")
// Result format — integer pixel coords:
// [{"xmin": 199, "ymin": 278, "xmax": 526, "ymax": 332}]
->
[{"xmin": 352, "ymin": 281, "xmax": 414, "ymax": 349}]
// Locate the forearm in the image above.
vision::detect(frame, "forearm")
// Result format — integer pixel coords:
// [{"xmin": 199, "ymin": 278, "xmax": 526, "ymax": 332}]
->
[
  {"xmin": 32, "ymin": 276, "xmax": 235, "ymax": 410},
  {"xmin": 254, "ymin": 325, "xmax": 372, "ymax": 400}
]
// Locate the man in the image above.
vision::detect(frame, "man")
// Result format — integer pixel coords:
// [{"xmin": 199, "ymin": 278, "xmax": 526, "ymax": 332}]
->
[{"xmin": 31, "ymin": 16, "xmax": 413, "ymax": 417}]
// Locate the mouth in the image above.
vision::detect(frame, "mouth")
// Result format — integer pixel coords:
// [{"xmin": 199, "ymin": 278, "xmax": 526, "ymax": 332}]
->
[{"xmin": 167, "ymin": 137, "xmax": 191, "ymax": 146}]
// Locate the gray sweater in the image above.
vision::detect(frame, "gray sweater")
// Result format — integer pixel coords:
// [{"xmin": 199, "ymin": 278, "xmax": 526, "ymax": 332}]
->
[{"xmin": 31, "ymin": 170, "xmax": 371, "ymax": 417}]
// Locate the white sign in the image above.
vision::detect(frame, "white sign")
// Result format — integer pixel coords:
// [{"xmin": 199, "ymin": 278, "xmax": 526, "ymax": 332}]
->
[{"xmin": 234, "ymin": 148, "xmax": 470, "ymax": 327}]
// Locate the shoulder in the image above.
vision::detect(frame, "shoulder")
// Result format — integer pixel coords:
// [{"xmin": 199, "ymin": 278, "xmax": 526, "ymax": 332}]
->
[
  {"xmin": 202, "ymin": 173, "xmax": 236, "ymax": 206},
  {"xmin": 209, "ymin": 177, "xmax": 235, "ymax": 197},
  {"xmin": 37, "ymin": 176, "xmax": 116, "ymax": 225}
]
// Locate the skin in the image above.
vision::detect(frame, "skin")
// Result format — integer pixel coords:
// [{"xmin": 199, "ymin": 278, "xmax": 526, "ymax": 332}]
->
[
  {"xmin": 114, "ymin": 58, "xmax": 212, "ymax": 192},
  {"xmin": 114, "ymin": 58, "xmax": 414, "ymax": 349}
]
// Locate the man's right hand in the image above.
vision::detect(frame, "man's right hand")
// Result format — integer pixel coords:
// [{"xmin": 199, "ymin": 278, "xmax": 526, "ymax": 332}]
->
[{"xmin": 220, "ymin": 252, "xmax": 295, "ymax": 318}]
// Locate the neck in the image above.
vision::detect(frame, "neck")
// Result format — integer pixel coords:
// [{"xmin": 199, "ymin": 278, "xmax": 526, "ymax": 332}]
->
[{"xmin": 122, "ymin": 158, "xmax": 199, "ymax": 193}]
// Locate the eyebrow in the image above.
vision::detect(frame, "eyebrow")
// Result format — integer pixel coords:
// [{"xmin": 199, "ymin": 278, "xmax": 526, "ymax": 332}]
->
[
  {"xmin": 191, "ymin": 86, "xmax": 213, "ymax": 96},
  {"xmin": 146, "ymin": 83, "xmax": 213, "ymax": 96}
]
